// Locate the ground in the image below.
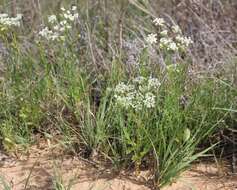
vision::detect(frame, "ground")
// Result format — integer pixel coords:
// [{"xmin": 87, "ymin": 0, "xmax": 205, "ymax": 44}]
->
[{"xmin": 0, "ymin": 141, "xmax": 237, "ymax": 190}]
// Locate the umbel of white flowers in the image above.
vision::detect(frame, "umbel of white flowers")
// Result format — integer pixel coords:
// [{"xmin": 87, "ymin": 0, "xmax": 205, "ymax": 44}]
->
[
  {"xmin": 38, "ymin": 6, "xmax": 78, "ymax": 41},
  {"xmin": 114, "ymin": 76, "xmax": 161, "ymax": 111},
  {"xmin": 0, "ymin": 13, "xmax": 22, "ymax": 27},
  {"xmin": 146, "ymin": 17, "xmax": 193, "ymax": 52}
]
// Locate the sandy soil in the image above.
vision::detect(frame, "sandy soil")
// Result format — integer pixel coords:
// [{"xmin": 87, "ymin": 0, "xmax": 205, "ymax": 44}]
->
[{"xmin": 0, "ymin": 142, "xmax": 237, "ymax": 190}]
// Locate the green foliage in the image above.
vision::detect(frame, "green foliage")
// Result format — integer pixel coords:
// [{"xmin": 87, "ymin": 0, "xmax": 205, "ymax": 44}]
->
[
  {"xmin": 53, "ymin": 165, "xmax": 75, "ymax": 190},
  {"xmin": 0, "ymin": 1, "xmax": 236, "ymax": 189},
  {"xmin": 0, "ymin": 29, "xmax": 88, "ymax": 151},
  {"xmin": 81, "ymin": 59, "xmax": 236, "ymax": 187},
  {"xmin": 0, "ymin": 176, "xmax": 11, "ymax": 190}
]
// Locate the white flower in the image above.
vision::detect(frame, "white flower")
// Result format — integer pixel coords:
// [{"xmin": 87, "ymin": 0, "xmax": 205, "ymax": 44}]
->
[
  {"xmin": 115, "ymin": 95, "xmax": 133, "ymax": 109},
  {"xmin": 63, "ymin": 13, "xmax": 68, "ymax": 19},
  {"xmin": 48, "ymin": 15, "xmax": 57, "ymax": 23},
  {"xmin": 39, "ymin": 27, "xmax": 50, "ymax": 37},
  {"xmin": 132, "ymin": 92, "xmax": 144, "ymax": 111},
  {"xmin": 175, "ymin": 35, "xmax": 183, "ymax": 42},
  {"xmin": 160, "ymin": 37, "xmax": 172, "ymax": 45},
  {"xmin": 160, "ymin": 30, "xmax": 168, "ymax": 36},
  {"xmin": 59, "ymin": 26, "xmax": 65, "ymax": 32},
  {"xmin": 60, "ymin": 20, "xmax": 67, "ymax": 26},
  {"xmin": 115, "ymin": 82, "xmax": 134, "ymax": 94},
  {"xmin": 63, "ymin": 11, "xmax": 77, "ymax": 22},
  {"xmin": 51, "ymin": 33, "xmax": 59, "ymax": 41},
  {"xmin": 0, "ymin": 14, "xmax": 8, "ymax": 18},
  {"xmin": 38, "ymin": 7, "xmax": 78, "ymax": 42},
  {"xmin": 68, "ymin": 14, "xmax": 75, "ymax": 21},
  {"xmin": 159, "ymin": 37, "xmax": 178, "ymax": 51},
  {"xmin": 39, "ymin": 27, "xmax": 59, "ymax": 41},
  {"xmin": 16, "ymin": 14, "xmax": 23, "ymax": 20},
  {"xmin": 146, "ymin": 33, "xmax": 157, "ymax": 45},
  {"xmin": 182, "ymin": 36, "xmax": 193, "ymax": 46},
  {"xmin": 148, "ymin": 77, "xmax": 161, "ymax": 90},
  {"xmin": 53, "ymin": 24, "xmax": 60, "ymax": 31},
  {"xmin": 0, "ymin": 13, "xmax": 22, "ymax": 27},
  {"xmin": 114, "ymin": 76, "xmax": 160, "ymax": 110},
  {"xmin": 143, "ymin": 92, "xmax": 156, "ymax": 108},
  {"xmin": 72, "ymin": 6, "xmax": 77, "ymax": 11},
  {"xmin": 172, "ymin": 25, "xmax": 181, "ymax": 34},
  {"xmin": 153, "ymin": 18, "xmax": 165, "ymax": 26},
  {"xmin": 159, "ymin": 37, "xmax": 172, "ymax": 49},
  {"xmin": 175, "ymin": 35, "xmax": 193, "ymax": 49},
  {"xmin": 168, "ymin": 42, "xmax": 178, "ymax": 51},
  {"xmin": 39, "ymin": 27, "xmax": 51, "ymax": 36},
  {"xmin": 66, "ymin": 25, "xmax": 72, "ymax": 29}
]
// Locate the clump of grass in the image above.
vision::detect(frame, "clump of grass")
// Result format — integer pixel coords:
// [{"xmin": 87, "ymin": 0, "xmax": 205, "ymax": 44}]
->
[
  {"xmin": 0, "ymin": 6, "xmax": 88, "ymax": 151},
  {"xmin": 78, "ymin": 17, "xmax": 236, "ymax": 188},
  {"xmin": 52, "ymin": 165, "xmax": 75, "ymax": 190},
  {"xmin": 83, "ymin": 64, "xmax": 236, "ymax": 188}
]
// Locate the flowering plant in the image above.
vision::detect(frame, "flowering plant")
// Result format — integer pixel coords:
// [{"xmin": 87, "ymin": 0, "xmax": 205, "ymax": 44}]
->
[
  {"xmin": 114, "ymin": 76, "xmax": 161, "ymax": 111},
  {"xmin": 38, "ymin": 6, "xmax": 78, "ymax": 41},
  {"xmin": 0, "ymin": 13, "xmax": 22, "ymax": 39},
  {"xmin": 0, "ymin": 13, "xmax": 22, "ymax": 30},
  {"xmin": 147, "ymin": 17, "xmax": 193, "ymax": 52}
]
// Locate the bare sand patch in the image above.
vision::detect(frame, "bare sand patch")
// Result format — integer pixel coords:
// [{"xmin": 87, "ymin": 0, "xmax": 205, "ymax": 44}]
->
[{"xmin": 0, "ymin": 143, "xmax": 236, "ymax": 190}]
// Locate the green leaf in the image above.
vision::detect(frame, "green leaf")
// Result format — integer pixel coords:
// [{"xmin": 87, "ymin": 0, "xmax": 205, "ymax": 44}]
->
[{"xmin": 183, "ymin": 128, "xmax": 191, "ymax": 142}]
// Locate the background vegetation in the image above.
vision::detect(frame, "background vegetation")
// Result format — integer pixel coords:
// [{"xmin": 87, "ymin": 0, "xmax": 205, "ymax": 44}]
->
[{"xmin": 0, "ymin": 0, "xmax": 236, "ymax": 189}]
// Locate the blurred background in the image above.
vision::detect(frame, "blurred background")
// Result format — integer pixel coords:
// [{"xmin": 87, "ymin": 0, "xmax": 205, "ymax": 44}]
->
[{"xmin": 1, "ymin": 0, "xmax": 236, "ymax": 72}]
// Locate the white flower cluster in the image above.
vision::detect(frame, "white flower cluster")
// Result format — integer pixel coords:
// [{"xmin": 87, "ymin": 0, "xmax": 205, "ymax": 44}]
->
[
  {"xmin": 114, "ymin": 76, "xmax": 161, "ymax": 111},
  {"xmin": 153, "ymin": 18, "xmax": 165, "ymax": 27},
  {"xmin": 160, "ymin": 37, "xmax": 178, "ymax": 51},
  {"xmin": 0, "ymin": 13, "xmax": 22, "ymax": 28},
  {"xmin": 175, "ymin": 35, "xmax": 193, "ymax": 50},
  {"xmin": 39, "ymin": 27, "xmax": 59, "ymax": 41},
  {"xmin": 146, "ymin": 17, "xmax": 193, "ymax": 51},
  {"xmin": 39, "ymin": 6, "xmax": 78, "ymax": 41},
  {"xmin": 61, "ymin": 6, "xmax": 78, "ymax": 22},
  {"xmin": 145, "ymin": 33, "xmax": 157, "ymax": 44}
]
